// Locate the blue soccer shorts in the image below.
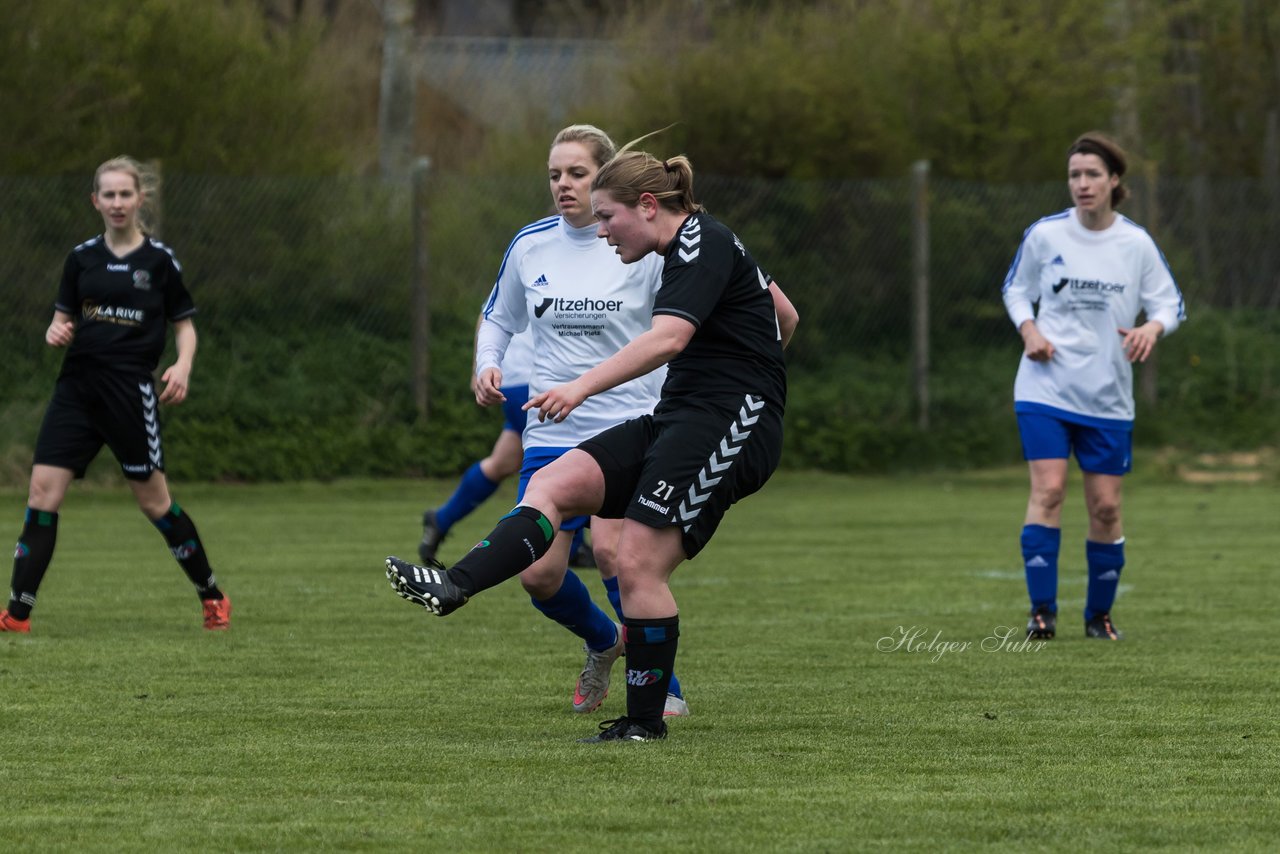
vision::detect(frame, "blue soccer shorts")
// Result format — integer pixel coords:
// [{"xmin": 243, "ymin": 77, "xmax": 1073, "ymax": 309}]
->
[
  {"xmin": 500, "ymin": 384, "xmax": 530, "ymax": 433},
  {"xmin": 1017, "ymin": 411, "xmax": 1131, "ymax": 475}
]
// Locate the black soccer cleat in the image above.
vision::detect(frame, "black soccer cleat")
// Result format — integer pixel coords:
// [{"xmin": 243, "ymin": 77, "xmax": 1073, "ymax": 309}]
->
[
  {"xmin": 418, "ymin": 510, "xmax": 446, "ymax": 563},
  {"xmin": 385, "ymin": 555, "xmax": 469, "ymax": 616},
  {"xmin": 1085, "ymin": 612, "xmax": 1123, "ymax": 640},
  {"xmin": 578, "ymin": 717, "xmax": 668, "ymax": 744},
  {"xmin": 1026, "ymin": 605, "xmax": 1056, "ymax": 639}
]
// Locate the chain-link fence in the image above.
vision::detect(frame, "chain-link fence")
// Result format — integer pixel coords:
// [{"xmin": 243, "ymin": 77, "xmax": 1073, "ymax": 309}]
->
[{"xmin": 1, "ymin": 169, "xmax": 1276, "ymax": 482}]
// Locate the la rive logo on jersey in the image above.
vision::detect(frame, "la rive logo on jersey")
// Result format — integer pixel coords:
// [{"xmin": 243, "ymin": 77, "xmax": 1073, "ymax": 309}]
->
[{"xmin": 81, "ymin": 301, "xmax": 144, "ymax": 326}]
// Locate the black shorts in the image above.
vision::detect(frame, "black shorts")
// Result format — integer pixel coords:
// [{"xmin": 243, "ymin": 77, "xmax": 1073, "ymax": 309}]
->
[
  {"xmin": 579, "ymin": 393, "xmax": 783, "ymax": 559},
  {"xmin": 33, "ymin": 371, "xmax": 166, "ymax": 480}
]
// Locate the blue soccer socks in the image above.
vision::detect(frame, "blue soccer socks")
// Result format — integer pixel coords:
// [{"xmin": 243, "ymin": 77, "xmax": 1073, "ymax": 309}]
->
[
  {"xmin": 435, "ymin": 463, "xmax": 500, "ymax": 533},
  {"xmin": 1021, "ymin": 524, "xmax": 1061, "ymax": 612},
  {"xmin": 531, "ymin": 570, "xmax": 618, "ymax": 651},
  {"xmin": 1085, "ymin": 538, "xmax": 1125, "ymax": 622}
]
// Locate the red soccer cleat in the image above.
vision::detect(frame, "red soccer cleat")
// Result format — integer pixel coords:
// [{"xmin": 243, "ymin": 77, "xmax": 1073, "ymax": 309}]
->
[
  {"xmin": 0, "ymin": 610, "xmax": 32, "ymax": 633},
  {"xmin": 202, "ymin": 596, "xmax": 231, "ymax": 630}
]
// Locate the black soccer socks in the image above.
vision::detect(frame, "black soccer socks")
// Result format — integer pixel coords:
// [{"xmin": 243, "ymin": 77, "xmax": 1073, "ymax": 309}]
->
[
  {"xmin": 449, "ymin": 505, "xmax": 556, "ymax": 596},
  {"xmin": 623, "ymin": 616, "xmax": 680, "ymax": 728},
  {"xmin": 152, "ymin": 503, "xmax": 222, "ymax": 600},
  {"xmin": 8, "ymin": 508, "xmax": 58, "ymax": 619}
]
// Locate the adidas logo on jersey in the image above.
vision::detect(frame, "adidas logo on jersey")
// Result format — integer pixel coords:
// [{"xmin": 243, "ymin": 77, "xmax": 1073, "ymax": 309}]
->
[
  {"xmin": 532, "ymin": 273, "xmax": 550, "ymax": 288},
  {"xmin": 1050, "ymin": 254, "xmax": 1065, "ymax": 265}
]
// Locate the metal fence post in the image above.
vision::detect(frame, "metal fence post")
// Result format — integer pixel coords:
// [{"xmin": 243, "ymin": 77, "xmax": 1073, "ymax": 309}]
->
[
  {"xmin": 378, "ymin": 0, "xmax": 416, "ymax": 181},
  {"xmin": 911, "ymin": 160, "xmax": 930, "ymax": 430},
  {"xmin": 411, "ymin": 157, "xmax": 432, "ymax": 418}
]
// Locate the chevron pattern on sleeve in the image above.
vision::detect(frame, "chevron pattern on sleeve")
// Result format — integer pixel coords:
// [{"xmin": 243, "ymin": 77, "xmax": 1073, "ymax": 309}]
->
[{"xmin": 677, "ymin": 218, "xmax": 701, "ymax": 263}]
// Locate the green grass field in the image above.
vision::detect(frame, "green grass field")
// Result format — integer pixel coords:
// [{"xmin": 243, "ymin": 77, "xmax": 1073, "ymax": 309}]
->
[{"xmin": 1, "ymin": 469, "xmax": 1276, "ymax": 851}]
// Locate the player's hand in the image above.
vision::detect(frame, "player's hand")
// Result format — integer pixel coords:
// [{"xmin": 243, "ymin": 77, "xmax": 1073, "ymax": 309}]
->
[
  {"xmin": 45, "ymin": 320, "xmax": 75, "ymax": 348},
  {"xmin": 159, "ymin": 363, "xmax": 191, "ymax": 404},
  {"xmin": 474, "ymin": 368, "xmax": 506, "ymax": 406},
  {"xmin": 1118, "ymin": 322, "xmax": 1162, "ymax": 363},
  {"xmin": 525, "ymin": 380, "xmax": 588, "ymax": 423},
  {"xmin": 1020, "ymin": 320, "xmax": 1055, "ymax": 362}
]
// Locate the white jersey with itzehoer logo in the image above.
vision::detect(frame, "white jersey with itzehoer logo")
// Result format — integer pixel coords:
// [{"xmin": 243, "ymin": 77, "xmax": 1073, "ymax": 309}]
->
[
  {"xmin": 1002, "ymin": 207, "xmax": 1186, "ymax": 426},
  {"xmin": 476, "ymin": 215, "xmax": 666, "ymax": 448}
]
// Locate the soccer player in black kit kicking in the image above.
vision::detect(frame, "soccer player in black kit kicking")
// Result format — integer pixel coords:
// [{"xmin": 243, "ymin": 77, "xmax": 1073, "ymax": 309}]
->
[
  {"xmin": 1, "ymin": 156, "xmax": 230, "ymax": 634},
  {"xmin": 386, "ymin": 134, "xmax": 798, "ymax": 742}
]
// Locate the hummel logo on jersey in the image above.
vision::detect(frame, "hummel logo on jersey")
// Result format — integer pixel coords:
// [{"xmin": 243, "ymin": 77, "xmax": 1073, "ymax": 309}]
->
[
  {"xmin": 535, "ymin": 297, "xmax": 554, "ymax": 318},
  {"xmin": 1052, "ymin": 278, "xmax": 1069, "ymax": 294},
  {"xmin": 532, "ymin": 273, "xmax": 550, "ymax": 288},
  {"xmin": 1095, "ymin": 570, "xmax": 1120, "ymax": 582},
  {"xmin": 1026, "ymin": 556, "xmax": 1049, "ymax": 568},
  {"xmin": 677, "ymin": 218, "xmax": 701, "ymax": 262},
  {"xmin": 106, "ymin": 263, "xmax": 130, "ymax": 272},
  {"xmin": 1050, "ymin": 255, "xmax": 1065, "ymax": 265}
]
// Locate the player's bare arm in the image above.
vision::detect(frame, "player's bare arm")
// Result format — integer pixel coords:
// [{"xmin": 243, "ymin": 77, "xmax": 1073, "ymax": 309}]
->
[
  {"xmin": 159, "ymin": 318, "xmax": 196, "ymax": 404},
  {"xmin": 770, "ymin": 281, "xmax": 799, "ymax": 349}
]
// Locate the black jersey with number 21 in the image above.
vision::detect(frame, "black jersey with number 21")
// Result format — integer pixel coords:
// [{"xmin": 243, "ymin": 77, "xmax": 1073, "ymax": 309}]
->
[
  {"xmin": 652, "ymin": 212, "xmax": 786, "ymax": 409},
  {"xmin": 54, "ymin": 235, "xmax": 196, "ymax": 377}
]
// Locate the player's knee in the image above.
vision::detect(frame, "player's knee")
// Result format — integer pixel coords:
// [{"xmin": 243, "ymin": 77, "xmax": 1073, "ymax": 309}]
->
[
  {"xmin": 1032, "ymin": 485, "xmax": 1066, "ymax": 514},
  {"xmin": 132, "ymin": 486, "xmax": 172, "ymax": 519},
  {"xmin": 1090, "ymin": 500, "xmax": 1121, "ymax": 529},
  {"xmin": 27, "ymin": 479, "xmax": 66, "ymax": 512},
  {"xmin": 519, "ymin": 562, "xmax": 564, "ymax": 599},
  {"xmin": 524, "ymin": 475, "xmax": 581, "ymax": 519},
  {"xmin": 481, "ymin": 453, "xmax": 521, "ymax": 482},
  {"xmin": 591, "ymin": 537, "xmax": 620, "ymax": 576}
]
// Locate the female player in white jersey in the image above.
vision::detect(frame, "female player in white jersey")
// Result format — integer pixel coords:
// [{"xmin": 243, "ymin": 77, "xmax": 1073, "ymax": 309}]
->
[
  {"xmin": 422, "ymin": 124, "xmax": 686, "ymax": 716},
  {"xmin": 385, "ymin": 134, "xmax": 799, "ymax": 743},
  {"xmin": 1002, "ymin": 132, "xmax": 1185, "ymax": 641},
  {"xmin": 1, "ymin": 156, "xmax": 230, "ymax": 634}
]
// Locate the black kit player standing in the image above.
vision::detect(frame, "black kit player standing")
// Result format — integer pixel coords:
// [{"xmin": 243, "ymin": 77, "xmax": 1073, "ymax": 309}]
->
[
  {"xmin": 1, "ymin": 156, "xmax": 230, "ymax": 634},
  {"xmin": 385, "ymin": 137, "xmax": 799, "ymax": 743}
]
